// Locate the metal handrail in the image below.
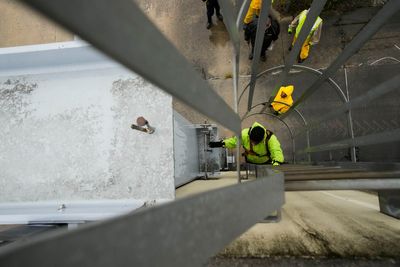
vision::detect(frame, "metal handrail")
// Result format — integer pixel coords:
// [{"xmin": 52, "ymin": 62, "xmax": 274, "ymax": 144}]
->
[
  {"xmin": 281, "ymin": 0, "xmax": 400, "ymax": 119},
  {"xmin": 21, "ymin": 0, "xmax": 241, "ymax": 134},
  {"xmin": 296, "ymin": 128, "xmax": 400, "ymax": 155},
  {"xmin": 0, "ymin": 169, "xmax": 284, "ymax": 267}
]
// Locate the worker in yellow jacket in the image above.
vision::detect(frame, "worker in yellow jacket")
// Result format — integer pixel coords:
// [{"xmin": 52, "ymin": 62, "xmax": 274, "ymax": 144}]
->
[
  {"xmin": 209, "ymin": 122, "xmax": 284, "ymax": 165},
  {"xmin": 243, "ymin": 0, "xmax": 277, "ymax": 24},
  {"xmin": 271, "ymin": 85, "xmax": 294, "ymax": 114},
  {"xmin": 288, "ymin": 9, "xmax": 323, "ymax": 63}
]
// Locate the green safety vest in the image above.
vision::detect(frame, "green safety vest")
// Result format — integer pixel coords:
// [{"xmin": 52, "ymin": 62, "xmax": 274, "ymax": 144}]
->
[
  {"xmin": 223, "ymin": 122, "xmax": 284, "ymax": 164},
  {"xmin": 295, "ymin": 10, "xmax": 323, "ymax": 40}
]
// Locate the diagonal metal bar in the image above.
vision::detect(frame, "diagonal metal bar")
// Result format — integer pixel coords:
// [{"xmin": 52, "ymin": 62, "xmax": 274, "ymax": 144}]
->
[
  {"xmin": 239, "ymin": 64, "xmax": 347, "ymax": 111},
  {"xmin": 296, "ymin": 128, "xmax": 400, "ymax": 155},
  {"xmin": 219, "ymin": 1, "xmax": 240, "ymax": 53},
  {"xmin": 294, "ymin": 74, "xmax": 400, "ymax": 138},
  {"xmin": 286, "ymin": 178, "xmax": 400, "ymax": 191},
  {"xmin": 0, "ymin": 170, "xmax": 284, "ymax": 267},
  {"xmin": 281, "ymin": 0, "xmax": 400, "ymax": 119},
  {"xmin": 21, "ymin": 0, "xmax": 241, "ymax": 134},
  {"xmin": 344, "ymin": 67, "xmax": 357, "ymax": 162},
  {"xmin": 236, "ymin": 0, "xmax": 252, "ymax": 30},
  {"xmin": 247, "ymin": 0, "xmax": 271, "ymax": 111},
  {"xmin": 269, "ymin": 0, "xmax": 327, "ymax": 101},
  {"xmin": 285, "ymin": 171, "xmax": 400, "ymax": 180},
  {"xmin": 218, "ymin": 0, "xmax": 246, "ymax": 183}
]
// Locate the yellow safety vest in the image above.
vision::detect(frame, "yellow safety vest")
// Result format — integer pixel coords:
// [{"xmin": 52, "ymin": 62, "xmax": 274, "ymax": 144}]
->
[
  {"xmin": 295, "ymin": 10, "xmax": 322, "ymax": 40},
  {"xmin": 244, "ymin": 0, "xmax": 275, "ymax": 24},
  {"xmin": 223, "ymin": 121, "xmax": 284, "ymax": 164}
]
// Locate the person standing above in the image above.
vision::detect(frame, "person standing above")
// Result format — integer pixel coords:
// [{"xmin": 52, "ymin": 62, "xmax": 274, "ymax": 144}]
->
[
  {"xmin": 244, "ymin": 15, "xmax": 280, "ymax": 61},
  {"xmin": 209, "ymin": 122, "xmax": 284, "ymax": 165},
  {"xmin": 202, "ymin": 0, "xmax": 223, "ymax": 29},
  {"xmin": 243, "ymin": 0, "xmax": 277, "ymax": 25},
  {"xmin": 288, "ymin": 9, "xmax": 323, "ymax": 63}
]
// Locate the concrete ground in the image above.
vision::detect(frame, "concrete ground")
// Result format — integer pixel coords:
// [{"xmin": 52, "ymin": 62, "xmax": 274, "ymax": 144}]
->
[
  {"xmin": 0, "ymin": 0, "xmax": 73, "ymax": 47},
  {"xmin": 176, "ymin": 172, "xmax": 400, "ymax": 265},
  {"xmin": 0, "ymin": 1, "xmax": 399, "ymax": 266}
]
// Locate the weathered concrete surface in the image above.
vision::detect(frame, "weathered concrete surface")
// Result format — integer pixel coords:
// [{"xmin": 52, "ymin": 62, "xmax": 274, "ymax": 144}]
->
[
  {"xmin": 0, "ymin": 0, "xmax": 399, "ymax": 264},
  {"xmin": 0, "ymin": 45, "xmax": 174, "ymax": 202},
  {"xmin": 208, "ymin": 257, "xmax": 399, "ymax": 267},
  {"xmin": 176, "ymin": 172, "xmax": 400, "ymax": 261},
  {"xmin": 0, "ymin": 0, "xmax": 73, "ymax": 47}
]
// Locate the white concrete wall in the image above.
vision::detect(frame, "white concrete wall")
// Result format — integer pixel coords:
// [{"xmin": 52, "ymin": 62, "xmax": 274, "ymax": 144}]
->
[{"xmin": 0, "ymin": 42, "xmax": 174, "ymax": 203}]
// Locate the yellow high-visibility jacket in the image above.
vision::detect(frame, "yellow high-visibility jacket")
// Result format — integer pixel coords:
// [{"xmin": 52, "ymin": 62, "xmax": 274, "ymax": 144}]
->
[
  {"xmin": 271, "ymin": 85, "xmax": 294, "ymax": 114},
  {"xmin": 244, "ymin": 0, "xmax": 275, "ymax": 24},
  {"xmin": 289, "ymin": 9, "xmax": 323, "ymax": 45},
  {"xmin": 223, "ymin": 121, "xmax": 284, "ymax": 164}
]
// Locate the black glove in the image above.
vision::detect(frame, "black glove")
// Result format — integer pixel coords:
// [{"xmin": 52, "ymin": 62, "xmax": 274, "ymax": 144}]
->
[{"xmin": 209, "ymin": 141, "xmax": 224, "ymax": 148}]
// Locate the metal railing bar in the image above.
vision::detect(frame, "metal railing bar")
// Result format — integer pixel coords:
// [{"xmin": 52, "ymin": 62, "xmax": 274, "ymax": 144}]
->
[
  {"xmin": 274, "ymin": 166, "xmax": 342, "ymax": 172},
  {"xmin": 219, "ymin": 1, "xmax": 240, "ymax": 53},
  {"xmin": 281, "ymin": 0, "xmax": 400, "ymax": 119},
  {"xmin": 0, "ymin": 170, "xmax": 284, "ymax": 267},
  {"xmin": 285, "ymin": 178, "xmax": 400, "ymax": 191},
  {"xmin": 236, "ymin": 0, "xmax": 252, "ymax": 30},
  {"xmin": 247, "ymin": 0, "xmax": 271, "ymax": 111},
  {"xmin": 268, "ymin": 0, "xmax": 328, "ymax": 100},
  {"xmin": 292, "ymin": 106, "xmax": 312, "ymax": 162},
  {"xmin": 320, "ymin": 161, "xmax": 400, "ymax": 171},
  {"xmin": 294, "ymin": 74, "xmax": 400, "ymax": 138},
  {"xmin": 296, "ymin": 128, "xmax": 400, "ymax": 155},
  {"xmin": 285, "ymin": 171, "xmax": 400, "ymax": 181},
  {"xmin": 344, "ymin": 67, "xmax": 357, "ymax": 162},
  {"xmin": 226, "ymin": 0, "xmax": 248, "ymax": 183},
  {"xmin": 282, "ymin": 169, "xmax": 365, "ymax": 175},
  {"xmin": 21, "ymin": 0, "xmax": 241, "ymax": 134},
  {"xmin": 238, "ymin": 65, "xmax": 347, "ymax": 108}
]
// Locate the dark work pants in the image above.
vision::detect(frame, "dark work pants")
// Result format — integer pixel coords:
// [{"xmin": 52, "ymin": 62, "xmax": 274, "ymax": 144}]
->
[
  {"xmin": 251, "ymin": 36, "xmax": 273, "ymax": 57},
  {"xmin": 206, "ymin": 0, "xmax": 221, "ymax": 23}
]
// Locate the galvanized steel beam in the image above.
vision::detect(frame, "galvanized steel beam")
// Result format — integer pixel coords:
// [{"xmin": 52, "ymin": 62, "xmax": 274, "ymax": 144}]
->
[
  {"xmin": 286, "ymin": 178, "xmax": 400, "ymax": 191},
  {"xmin": 0, "ymin": 169, "xmax": 284, "ymax": 267},
  {"xmin": 247, "ymin": 0, "xmax": 271, "ymax": 111},
  {"xmin": 219, "ymin": 1, "xmax": 240, "ymax": 53},
  {"xmin": 297, "ymin": 128, "xmax": 400, "ymax": 155},
  {"xmin": 238, "ymin": 64, "xmax": 347, "ymax": 110},
  {"xmin": 295, "ymin": 74, "xmax": 400, "ymax": 138},
  {"xmin": 285, "ymin": 171, "xmax": 400, "ymax": 181},
  {"xmin": 236, "ymin": 0, "xmax": 252, "ymax": 30},
  {"xmin": 21, "ymin": 0, "xmax": 241, "ymax": 134},
  {"xmin": 282, "ymin": 0, "xmax": 400, "ymax": 119}
]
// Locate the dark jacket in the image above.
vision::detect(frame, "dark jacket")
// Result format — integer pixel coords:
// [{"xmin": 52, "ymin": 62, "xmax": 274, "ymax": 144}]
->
[{"xmin": 245, "ymin": 16, "xmax": 280, "ymax": 53}]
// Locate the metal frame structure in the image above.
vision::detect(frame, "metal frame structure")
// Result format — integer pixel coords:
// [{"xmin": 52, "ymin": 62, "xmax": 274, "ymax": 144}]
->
[
  {"xmin": 0, "ymin": 0, "xmax": 400, "ymax": 265},
  {"xmin": 0, "ymin": 168, "xmax": 284, "ymax": 266}
]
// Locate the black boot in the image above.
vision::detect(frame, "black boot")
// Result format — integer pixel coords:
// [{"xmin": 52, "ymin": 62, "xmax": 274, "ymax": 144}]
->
[
  {"xmin": 217, "ymin": 14, "xmax": 223, "ymax": 21},
  {"xmin": 206, "ymin": 22, "xmax": 213, "ymax": 29},
  {"xmin": 260, "ymin": 54, "xmax": 266, "ymax": 62}
]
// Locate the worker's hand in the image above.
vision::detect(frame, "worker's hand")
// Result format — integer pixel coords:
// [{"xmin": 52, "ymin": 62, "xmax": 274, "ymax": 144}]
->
[
  {"xmin": 242, "ymin": 23, "xmax": 248, "ymax": 31},
  {"xmin": 288, "ymin": 28, "xmax": 293, "ymax": 34},
  {"xmin": 272, "ymin": 161, "xmax": 280, "ymax": 166},
  {"xmin": 209, "ymin": 141, "xmax": 224, "ymax": 148}
]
